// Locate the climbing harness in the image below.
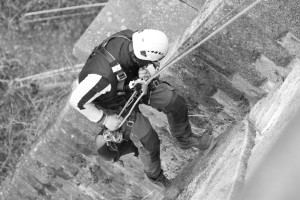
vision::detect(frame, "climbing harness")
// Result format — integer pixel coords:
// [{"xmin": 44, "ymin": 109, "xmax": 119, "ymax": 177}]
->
[
  {"xmin": 94, "ymin": 33, "xmax": 151, "ymax": 144},
  {"xmin": 102, "ymin": 129, "xmax": 124, "ymax": 143},
  {"xmin": 91, "ymin": 33, "xmax": 132, "ymax": 92},
  {"xmin": 100, "ymin": 89, "xmax": 141, "ymax": 144}
]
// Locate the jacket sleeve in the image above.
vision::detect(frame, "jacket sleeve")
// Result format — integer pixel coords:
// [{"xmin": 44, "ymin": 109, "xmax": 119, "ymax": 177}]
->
[{"xmin": 69, "ymin": 74, "xmax": 111, "ymax": 123}]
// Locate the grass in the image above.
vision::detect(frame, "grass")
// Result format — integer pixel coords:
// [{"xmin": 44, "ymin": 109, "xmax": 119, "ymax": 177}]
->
[{"xmin": 0, "ymin": 0, "xmax": 106, "ymax": 185}]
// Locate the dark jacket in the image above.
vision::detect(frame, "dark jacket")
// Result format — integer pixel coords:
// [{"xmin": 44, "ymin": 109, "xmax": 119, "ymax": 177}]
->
[{"xmin": 69, "ymin": 29, "xmax": 140, "ymax": 123}]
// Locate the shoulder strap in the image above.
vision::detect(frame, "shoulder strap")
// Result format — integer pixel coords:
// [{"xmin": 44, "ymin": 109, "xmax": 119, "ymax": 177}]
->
[
  {"xmin": 99, "ymin": 33, "xmax": 131, "ymax": 62},
  {"xmin": 98, "ymin": 34, "xmax": 130, "ymax": 90},
  {"xmin": 101, "ymin": 34, "xmax": 131, "ymax": 48},
  {"xmin": 88, "ymin": 32, "xmax": 131, "ymax": 89}
]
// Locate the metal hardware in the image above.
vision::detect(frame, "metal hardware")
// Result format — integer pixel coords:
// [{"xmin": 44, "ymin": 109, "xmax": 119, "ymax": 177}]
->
[
  {"xmin": 151, "ymin": 79, "xmax": 159, "ymax": 89},
  {"xmin": 103, "ymin": 129, "xmax": 123, "ymax": 143},
  {"xmin": 116, "ymin": 71, "xmax": 127, "ymax": 81},
  {"xmin": 127, "ymin": 120, "xmax": 134, "ymax": 128}
]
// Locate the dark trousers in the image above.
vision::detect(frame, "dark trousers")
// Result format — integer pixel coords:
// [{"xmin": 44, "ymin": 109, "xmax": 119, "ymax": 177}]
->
[{"xmin": 97, "ymin": 83, "xmax": 192, "ymax": 180}]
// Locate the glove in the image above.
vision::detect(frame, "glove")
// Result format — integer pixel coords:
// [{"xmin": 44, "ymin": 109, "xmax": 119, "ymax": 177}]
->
[{"xmin": 102, "ymin": 114, "xmax": 123, "ymax": 131}]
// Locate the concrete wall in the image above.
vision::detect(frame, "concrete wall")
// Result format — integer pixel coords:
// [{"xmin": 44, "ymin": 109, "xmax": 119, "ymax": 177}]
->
[
  {"xmin": 169, "ymin": 0, "xmax": 300, "ymax": 198},
  {"xmin": 247, "ymin": 58, "xmax": 300, "ymax": 180},
  {"xmin": 239, "ymin": 107, "xmax": 300, "ymax": 200}
]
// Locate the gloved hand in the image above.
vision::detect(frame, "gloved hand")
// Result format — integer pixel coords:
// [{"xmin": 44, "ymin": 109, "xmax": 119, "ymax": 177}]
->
[{"xmin": 102, "ymin": 114, "xmax": 124, "ymax": 131}]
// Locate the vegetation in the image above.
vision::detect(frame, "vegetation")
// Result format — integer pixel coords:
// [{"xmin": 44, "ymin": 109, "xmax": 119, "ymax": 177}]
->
[{"xmin": 0, "ymin": 0, "xmax": 105, "ymax": 185}]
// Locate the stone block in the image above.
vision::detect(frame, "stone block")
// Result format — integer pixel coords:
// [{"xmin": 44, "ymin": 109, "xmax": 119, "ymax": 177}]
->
[{"xmin": 277, "ymin": 31, "xmax": 300, "ymax": 59}]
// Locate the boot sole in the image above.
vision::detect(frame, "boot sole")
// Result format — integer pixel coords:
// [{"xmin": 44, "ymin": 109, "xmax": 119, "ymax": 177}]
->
[{"xmin": 178, "ymin": 135, "xmax": 214, "ymax": 150}]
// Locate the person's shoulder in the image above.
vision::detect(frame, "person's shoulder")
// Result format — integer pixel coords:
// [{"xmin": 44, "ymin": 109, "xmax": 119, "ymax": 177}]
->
[
  {"xmin": 119, "ymin": 29, "xmax": 134, "ymax": 34},
  {"xmin": 115, "ymin": 29, "xmax": 134, "ymax": 38}
]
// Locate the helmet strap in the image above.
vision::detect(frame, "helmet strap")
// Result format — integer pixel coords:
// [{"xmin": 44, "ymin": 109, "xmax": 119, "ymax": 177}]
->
[{"xmin": 130, "ymin": 51, "xmax": 152, "ymax": 67}]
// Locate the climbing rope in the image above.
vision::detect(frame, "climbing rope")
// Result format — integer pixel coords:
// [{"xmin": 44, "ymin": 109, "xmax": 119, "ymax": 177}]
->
[
  {"xmin": 117, "ymin": 0, "xmax": 265, "ymax": 127},
  {"xmin": 193, "ymin": 0, "xmax": 252, "ymax": 48},
  {"xmin": 151, "ymin": 0, "xmax": 265, "ymax": 81}
]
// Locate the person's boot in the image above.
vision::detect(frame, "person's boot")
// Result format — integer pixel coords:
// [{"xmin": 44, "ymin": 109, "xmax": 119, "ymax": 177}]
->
[
  {"xmin": 148, "ymin": 171, "xmax": 171, "ymax": 188},
  {"xmin": 177, "ymin": 133, "xmax": 214, "ymax": 150},
  {"xmin": 148, "ymin": 172, "xmax": 181, "ymax": 199}
]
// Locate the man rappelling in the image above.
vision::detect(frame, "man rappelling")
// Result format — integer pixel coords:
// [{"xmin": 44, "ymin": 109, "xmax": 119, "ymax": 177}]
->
[{"xmin": 69, "ymin": 29, "xmax": 214, "ymax": 190}]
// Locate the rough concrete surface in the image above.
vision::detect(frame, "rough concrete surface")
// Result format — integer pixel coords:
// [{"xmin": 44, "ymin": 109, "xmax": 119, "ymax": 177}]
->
[
  {"xmin": 0, "ymin": 104, "xmax": 166, "ymax": 200},
  {"xmin": 176, "ymin": 121, "xmax": 254, "ymax": 200},
  {"xmin": 178, "ymin": 0, "xmax": 206, "ymax": 12},
  {"xmin": 247, "ymin": 58, "xmax": 300, "ymax": 180},
  {"xmin": 238, "ymin": 109, "xmax": 300, "ymax": 200},
  {"xmin": 248, "ymin": 0, "xmax": 300, "ymax": 39},
  {"xmin": 277, "ymin": 32, "xmax": 300, "ymax": 59}
]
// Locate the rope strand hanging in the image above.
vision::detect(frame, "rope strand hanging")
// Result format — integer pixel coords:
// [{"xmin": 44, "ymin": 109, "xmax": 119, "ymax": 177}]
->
[
  {"xmin": 153, "ymin": 0, "xmax": 265, "ymax": 82},
  {"xmin": 117, "ymin": 0, "xmax": 265, "ymax": 128}
]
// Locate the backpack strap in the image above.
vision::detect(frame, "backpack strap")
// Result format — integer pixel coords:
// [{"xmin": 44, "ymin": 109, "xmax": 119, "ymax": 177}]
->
[
  {"xmin": 98, "ymin": 47, "xmax": 127, "ymax": 82},
  {"xmin": 92, "ymin": 34, "xmax": 132, "ymax": 91},
  {"xmin": 101, "ymin": 34, "xmax": 131, "ymax": 47}
]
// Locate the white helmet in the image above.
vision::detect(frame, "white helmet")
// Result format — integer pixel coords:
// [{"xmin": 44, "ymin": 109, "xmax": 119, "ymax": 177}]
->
[{"xmin": 132, "ymin": 29, "xmax": 169, "ymax": 61}]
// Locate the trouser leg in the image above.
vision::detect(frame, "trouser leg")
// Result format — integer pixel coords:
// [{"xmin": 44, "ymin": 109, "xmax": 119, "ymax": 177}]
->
[
  {"xmin": 148, "ymin": 82, "xmax": 213, "ymax": 150},
  {"xmin": 130, "ymin": 112, "xmax": 162, "ymax": 179},
  {"xmin": 165, "ymin": 93, "xmax": 192, "ymax": 139},
  {"xmin": 149, "ymin": 83, "xmax": 192, "ymax": 139}
]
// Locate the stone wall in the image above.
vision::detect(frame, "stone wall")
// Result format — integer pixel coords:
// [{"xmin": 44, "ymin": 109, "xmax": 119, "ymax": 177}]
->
[{"xmin": 247, "ymin": 58, "xmax": 300, "ymax": 180}]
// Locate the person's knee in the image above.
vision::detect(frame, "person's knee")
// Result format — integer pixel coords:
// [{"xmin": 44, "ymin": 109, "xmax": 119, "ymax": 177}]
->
[
  {"xmin": 149, "ymin": 83, "xmax": 174, "ymax": 109},
  {"xmin": 166, "ymin": 94, "xmax": 188, "ymax": 123},
  {"xmin": 131, "ymin": 112, "xmax": 153, "ymax": 141},
  {"xmin": 140, "ymin": 128, "xmax": 160, "ymax": 155}
]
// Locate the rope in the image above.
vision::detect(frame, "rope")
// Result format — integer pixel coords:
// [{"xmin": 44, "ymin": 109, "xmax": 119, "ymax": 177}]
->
[
  {"xmin": 147, "ymin": 0, "xmax": 265, "ymax": 84},
  {"xmin": 24, "ymin": 3, "xmax": 107, "ymax": 17},
  {"xmin": 193, "ymin": 0, "xmax": 248, "ymax": 48},
  {"xmin": 23, "ymin": 11, "xmax": 98, "ymax": 23},
  {"xmin": 116, "ymin": 0, "xmax": 265, "ymax": 127},
  {"xmin": 118, "ymin": 91, "xmax": 145, "ymax": 128}
]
